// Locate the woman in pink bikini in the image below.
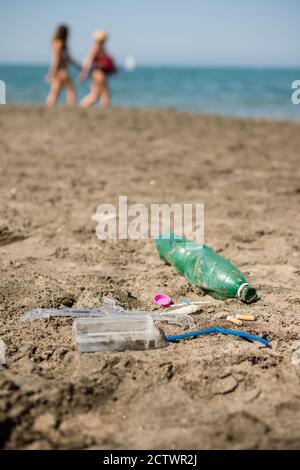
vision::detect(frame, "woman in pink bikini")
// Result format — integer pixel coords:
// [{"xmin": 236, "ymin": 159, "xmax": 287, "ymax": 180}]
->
[
  {"xmin": 46, "ymin": 25, "xmax": 79, "ymax": 107},
  {"xmin": 79, "ymin": 30, "xmax": 116, "ymax": 109}
]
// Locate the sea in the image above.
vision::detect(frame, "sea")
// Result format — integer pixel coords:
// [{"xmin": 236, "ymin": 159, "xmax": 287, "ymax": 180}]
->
[{"xmin": 0, "ymin": 64, "xmax": 299, "ymax": 120}]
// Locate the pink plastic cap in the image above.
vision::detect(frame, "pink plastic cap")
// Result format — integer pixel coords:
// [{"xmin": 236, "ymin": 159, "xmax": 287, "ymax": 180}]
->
[{"xmin": 152, "ymin": 293, "xmax": 172, "ymax": 307}]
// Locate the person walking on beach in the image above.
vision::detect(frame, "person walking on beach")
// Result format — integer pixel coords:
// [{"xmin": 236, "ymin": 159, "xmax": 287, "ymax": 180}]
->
[
  {"xmin": 46, "ymin": 24, "xmax": 79, "ymax": 107},
  {"xmin": 79, "ymin": 30, "xmax": 116, "ymax": 108}
]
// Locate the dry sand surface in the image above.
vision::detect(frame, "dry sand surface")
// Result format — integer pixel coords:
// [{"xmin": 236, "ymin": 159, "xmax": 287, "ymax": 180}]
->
[{"xmin": 0, "ymin": 106, "xmax": 300, "ymax": 450}]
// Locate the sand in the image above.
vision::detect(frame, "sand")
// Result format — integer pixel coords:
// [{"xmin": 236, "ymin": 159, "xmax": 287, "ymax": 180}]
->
[{"xmin": 0, "ymin": 106, "xmax": 300, "ymax": 450}]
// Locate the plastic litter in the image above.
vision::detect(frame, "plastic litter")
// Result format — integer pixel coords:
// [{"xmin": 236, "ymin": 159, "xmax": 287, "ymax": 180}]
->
[
  {"xmin": 0, "ymin": 339, "xmax": 6, "ymax": 365},
  {"xmin": 22, "ymin": 297, "xmax": 123, "ymax": 322},
  {"xmin": 21, "ymin": 306, "xmax": 120, "ymax": 322},
  {"xmin": 166, "ymin": 327, "xmax": 270, "ymax": 347},
  {"xmin": 22, "ymin": 296, "xmax": 196, "ymax": 328},
  {"xmin": 156, "ymin": 232, "xmax": 258, "ymax": 303},
  {"xmin": 171, "ymin": 300, "xmax": 211, "ymax": 307},
  {"xmin": 165, "ymin": 304, "xmax": 202, "ymax": 316},
  {"xmin": 152, "ymin": 293, "xmax": 172, "ymax": 307},
  {"xmin": 73, "ymin": 315, "xmax": 167, "ymax": 352}
]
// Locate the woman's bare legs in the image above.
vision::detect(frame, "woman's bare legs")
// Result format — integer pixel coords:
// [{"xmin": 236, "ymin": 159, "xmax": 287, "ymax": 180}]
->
[
  {"xmin": 100, "ymin": 83, "xmax": 110, "ymax": 108},
  {"xmin": 80, "ymin": 70, "xmax": 110, "ymax": 109},
  {"xmin": 65, "ymin": 78, "xmax": 76, "ymax": 107},
  {"xmin": 80, "ymin": 80, "xmax": 101, "ymax": 108},
  {"xmin": 46, "ymin": 70, "xmax": 76, "ymax": 107},
  {"xmin": 46, "ymin": 79, "xmax": 62, "ymax": 107}
]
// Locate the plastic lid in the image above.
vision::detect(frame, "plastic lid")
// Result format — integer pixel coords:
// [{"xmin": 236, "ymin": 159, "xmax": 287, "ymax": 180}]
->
[{"xmin": 152, "ymin": 293, "xmax": 172, "ymax": 307}]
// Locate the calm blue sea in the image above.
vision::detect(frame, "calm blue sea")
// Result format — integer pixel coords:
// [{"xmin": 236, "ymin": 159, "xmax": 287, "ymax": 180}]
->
[{"xmin": 0, "ymin": 64, "xmax": 299, "ymax": 120}]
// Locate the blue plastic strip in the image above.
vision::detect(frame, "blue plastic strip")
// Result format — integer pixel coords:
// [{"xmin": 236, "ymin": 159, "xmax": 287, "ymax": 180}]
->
[{"xmin": 166, "ymin": 326, "xmax": 270, "ymax": 346}]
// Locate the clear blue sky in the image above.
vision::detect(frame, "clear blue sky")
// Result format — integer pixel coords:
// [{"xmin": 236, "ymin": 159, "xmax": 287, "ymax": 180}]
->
[{"xmin": 0, "ymin": 0, "xmax": 299, "ymax": 67}]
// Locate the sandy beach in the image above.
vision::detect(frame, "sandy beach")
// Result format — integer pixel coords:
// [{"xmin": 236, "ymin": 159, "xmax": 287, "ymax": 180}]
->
[{"xmin": 1, "ymin": 106, "xmax": 300, "ymax": 450}]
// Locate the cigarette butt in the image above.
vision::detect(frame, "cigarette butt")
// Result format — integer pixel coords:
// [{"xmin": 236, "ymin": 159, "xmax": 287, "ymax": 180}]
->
[
  {"xmin": 236, "ymin": 315, "xmax": 255, "ymax": 321},
  {"xmin": 226, "ymin": 315, "xmax": 243, "ymax": 326}
]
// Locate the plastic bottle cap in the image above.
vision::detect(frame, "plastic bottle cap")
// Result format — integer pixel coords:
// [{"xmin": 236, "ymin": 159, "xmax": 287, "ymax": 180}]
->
[{"xmin": 152, "ymin": 294, "xmax": 172, "ymax": 307}]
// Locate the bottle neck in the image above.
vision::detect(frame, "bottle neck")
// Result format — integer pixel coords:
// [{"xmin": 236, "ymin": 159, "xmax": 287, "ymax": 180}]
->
[{"xmin": 237, "ymin": 283, "xmax": 258, "ymax": 303}]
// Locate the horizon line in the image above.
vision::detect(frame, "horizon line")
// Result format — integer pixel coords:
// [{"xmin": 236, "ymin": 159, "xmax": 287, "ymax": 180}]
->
[{"xmin": 0, "ymin": 62, "xmax": 300, "ymax": 70}]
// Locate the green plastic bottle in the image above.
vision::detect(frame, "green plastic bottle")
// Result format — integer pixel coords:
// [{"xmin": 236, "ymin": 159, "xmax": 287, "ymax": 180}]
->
[{"xmin": 155, "ymin": 233, "xmax": 257, "ymax": 303}]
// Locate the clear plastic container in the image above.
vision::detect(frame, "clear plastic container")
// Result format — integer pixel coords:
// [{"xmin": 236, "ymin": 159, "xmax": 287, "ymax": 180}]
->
[{"xmin": 73, "ymin": 314, "xmax": 167, "ymax": 352}]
